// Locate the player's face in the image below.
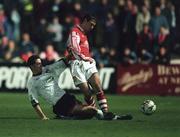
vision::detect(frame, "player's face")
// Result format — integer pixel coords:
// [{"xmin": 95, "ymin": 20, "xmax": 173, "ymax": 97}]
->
[
  {"xmin": 31, "ymin": 59, "xmax": 43, "ymax": 74},
  {"xmin": 85, "ymin": 20, "xmax": 96, "ymax": 32}
]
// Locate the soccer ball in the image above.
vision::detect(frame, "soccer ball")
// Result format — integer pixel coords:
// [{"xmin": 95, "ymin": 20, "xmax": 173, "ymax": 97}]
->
[{"xmin": 140, "ymin": 100, "xmax": 156, "ymax": 115}]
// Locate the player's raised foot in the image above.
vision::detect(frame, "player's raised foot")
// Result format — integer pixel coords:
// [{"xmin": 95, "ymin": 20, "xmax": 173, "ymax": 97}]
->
[{"xmin": 113, "ymin": 114, "xmax": 133, "ymax": 120}]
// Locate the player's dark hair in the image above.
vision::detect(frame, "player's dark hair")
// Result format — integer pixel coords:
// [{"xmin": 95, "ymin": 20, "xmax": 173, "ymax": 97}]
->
[
  {"xmin": 27, "ymin": 55, "xmax": 40, "ymax": 66},
  {"xmin": 81, "ymin": 14, "xmax": 96, "ymax": 23}
]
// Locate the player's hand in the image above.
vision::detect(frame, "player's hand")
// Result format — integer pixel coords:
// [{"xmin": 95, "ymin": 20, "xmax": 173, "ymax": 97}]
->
[{"xmin": 42, "ymin": 116, "xmax": 49, "ymax": 120}]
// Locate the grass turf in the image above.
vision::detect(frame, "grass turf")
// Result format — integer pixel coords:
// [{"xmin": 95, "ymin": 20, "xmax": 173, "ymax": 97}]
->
[{"xmin": 0, "ymin": 92, "xmax": 179, "ymax": 137}]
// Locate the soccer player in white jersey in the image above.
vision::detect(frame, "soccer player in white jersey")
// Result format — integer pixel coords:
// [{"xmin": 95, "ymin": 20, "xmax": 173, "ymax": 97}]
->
[{"xmin": 27, "ymin": 55, "xmax": 103, "ymax": 120}]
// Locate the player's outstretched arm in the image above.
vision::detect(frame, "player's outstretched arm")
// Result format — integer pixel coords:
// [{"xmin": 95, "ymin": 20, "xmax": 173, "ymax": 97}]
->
[{"xmin": 33, "ymin": 104, "xmax": 49, "ymax": 120}]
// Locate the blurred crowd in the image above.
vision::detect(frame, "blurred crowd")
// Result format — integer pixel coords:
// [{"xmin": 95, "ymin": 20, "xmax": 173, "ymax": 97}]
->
[{"xmin": 0, "ymin": 0, "xmax": 179, "ymax": 67}]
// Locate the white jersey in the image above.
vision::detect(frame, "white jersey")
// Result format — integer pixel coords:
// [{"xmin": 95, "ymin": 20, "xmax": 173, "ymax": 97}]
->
[{"xmin": 27, "ymin": 59, "xmax": 67, "ymax": 106}]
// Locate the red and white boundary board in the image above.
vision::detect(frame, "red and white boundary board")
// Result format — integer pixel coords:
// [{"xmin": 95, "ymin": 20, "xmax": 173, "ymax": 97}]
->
[{"xmin": 116, "ymin": 64, "xmax": 180, "ymax": 96}]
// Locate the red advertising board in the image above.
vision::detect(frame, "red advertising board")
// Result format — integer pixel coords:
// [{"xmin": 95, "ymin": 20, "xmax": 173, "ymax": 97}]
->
[{"xmin": 116, "ymin": 64, "xmax": 180, "ymax": 95}]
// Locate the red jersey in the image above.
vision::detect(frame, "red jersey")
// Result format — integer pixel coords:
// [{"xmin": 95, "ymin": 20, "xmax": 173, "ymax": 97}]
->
[{"xmin": 66, "ymin": 25, "xmax": 91, "ymax": 60}]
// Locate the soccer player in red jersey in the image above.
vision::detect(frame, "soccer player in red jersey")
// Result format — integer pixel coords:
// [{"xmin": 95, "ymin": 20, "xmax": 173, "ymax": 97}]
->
[{"xmin": 65, "ymin": 14, "xmax": 132, "ymax": 120}]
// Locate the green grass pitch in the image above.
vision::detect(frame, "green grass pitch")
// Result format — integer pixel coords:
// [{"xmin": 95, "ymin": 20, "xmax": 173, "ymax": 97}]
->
[{"xmin": 0, "ymin": 92, "xmax": 179, "ymax": 137}]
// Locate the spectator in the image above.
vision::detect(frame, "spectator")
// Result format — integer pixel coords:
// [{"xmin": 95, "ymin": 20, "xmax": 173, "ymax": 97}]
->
[
  {"xmin": 34, "ymin": 18, "xmax": 48, "ymax": 50},
  {"xmin": 40, "ymin": 43, "xmax": 59, "ymax": 64},
  {"xmin": 166, "ymin": 2, "xmax": 177, "ymax": 50},
  {"xmin": 108, "ymin": 48, "xmax": 118, "ymax": 67},
  {"xmin": 160, "ymin": 0, "xmax": 170, "ymax": 21},
  {"xmin": 143, "ymin": 0, "xmax": 151, "ymax": 10},
  {"xmin": 154, "ymin": 26, "xmax": 170, "ymax": 53},
  {"xmin": 33, "ymin": 0, "xmax": 50, "ymax": 22},
  {"xmin": 0, "ymin": 5, "xmax": 6, "ymax": 36},
  {"xmin": 20, "ymin": 33, "xmax": 38, "ymax": 62},
  {"xmin": 73, "ymin": 2, "xmax": 83, "ymax": 20},
  {"xmin": 47, "ymin": 16, "xmax": 63, "ymax": 53},
  {"xmin": 97, "ymin": 0, "xmax": 112, "ymax": 24},
  {"xmin": 160, "ymin": 0, "xmax": 167, "ymax": 10},
  {"xmin": 0, "ymin": 5, "xmax": 13, "ymax": 39},
  {"xmin": 153, "ymin": 46, "xmax": 170, "ymax": 64},
  {"xmin": 50, "ymin": 0, "xmax": 61, "ymax": 16},
  {"xmin": 84, "ymin": 0, "xmax": 98, "ymax": 15},
  {"xmin": 3, "ymin": 40, "xmax": 22, "ymax": 63},
  {"xmin": 160, "ymin": 0, "xmax": 176, "ymax": 44},
  {"xmin": 93, "ymin": 47, "xmax": 109, "ymax": 69},
  {"xmin": 138, "ymin": 49, "xmax": 153, "ymax": 64},
  {"xmin": 63, "ymin": 15, "xmax": 74, "ymax": 43},
  {"xmin": 10, "ymin": 8, "xmax": 21, "ymax": 41},
  {"xmin": 124, "ymin": 2, "xmax": 138, "ymax": 50},
  {"xmin": 167, "ymin": 2, "xmax": 176, "ymax": 31},
  {"xmin": 104, "ymin": 12, "xmax": 117, "ymax": 48},
  {"xmin": 96, "ymin": 0, "xmax": 112, "ymax": 47},
  {"xmin": 149, "ymin": 6, "xmax": 169, "ymax": 38},
  {"xmin": 49, "ymin": 0, "xmax": 73, "ymax": 22},
  {"xmin": 136, "ymin": 5, "xmax": 151, "ymax": 34},
  {"xmin": 122, "ymin": 47, "xmax": 137, "ymax": 65},
  {"xmin": 137, "ymin": 23, "xmax": 154, "ymax": 55},
  {"xmin": 114, "ymin": 0, "xmax": 126, "ymax": 54},
  {"xmin": 0, "ymin": 36, "xmax": 9, "ymax": 60},
  {"xmin": 20, "ymin": 0, "xmax": 34, "ymax": 32}
]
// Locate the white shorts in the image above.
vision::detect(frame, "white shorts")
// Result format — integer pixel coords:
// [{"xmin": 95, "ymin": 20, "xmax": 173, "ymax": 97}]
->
[{"xmin": 69, "ymin": 59, "xmax": 98, "ymax": 86}]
